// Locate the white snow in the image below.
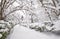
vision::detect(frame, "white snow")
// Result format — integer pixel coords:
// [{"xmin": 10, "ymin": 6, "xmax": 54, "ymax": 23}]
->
[
  {"xmin": 0, "ymin": 34, "xmax": 2, "ymax": 38},
  {"xmin": 53, "ymin": 20, "xmax": 60, "ymax": 31},
  {"xmin": 3, "ymin": 0, "xmax": 60, "ymax": 39},
  {"xmin": 7, "ymin": 24, "xmax": 60, "ymax": 39}
]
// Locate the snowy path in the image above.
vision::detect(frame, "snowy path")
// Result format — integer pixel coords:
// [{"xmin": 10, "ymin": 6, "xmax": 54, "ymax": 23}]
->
[{"xmin": 7, "ymin": 24, "xmax": 60, "ymax": 39}]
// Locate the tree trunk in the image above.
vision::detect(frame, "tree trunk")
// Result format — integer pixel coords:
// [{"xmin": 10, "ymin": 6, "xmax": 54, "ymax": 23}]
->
[
  {"xmin": 0, "ymin": 11, "xmax": 3, "ymax": 20},
  {"xmin": 0, "ymin": 4, "xmax": 3, "ymax": 20},
  {"xmin": 0, "ymin": 0, "xmax": 4, "ymax": 20}
]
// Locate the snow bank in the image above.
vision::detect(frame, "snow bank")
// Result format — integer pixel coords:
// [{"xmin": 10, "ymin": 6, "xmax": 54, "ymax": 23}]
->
[{"xmin": 7, "ymin": 24, "xmax": 60, "ymax": 39}]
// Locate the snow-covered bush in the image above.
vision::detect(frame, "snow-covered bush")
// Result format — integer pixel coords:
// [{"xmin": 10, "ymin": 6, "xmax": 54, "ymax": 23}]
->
[
  {"xmin": 29, "ymin": 24, "xmax": 54, "ymax": 32},
  {"xmin": 21, "ymin": 22, "xmax": 55, "ymax": 32},
  {"xmin": 0, "ymin": 20, "xmax": 14, "ymax": 39},
  {"xmin": 50, "ymin": 20, "xmax": 60, "ymax": 35}
]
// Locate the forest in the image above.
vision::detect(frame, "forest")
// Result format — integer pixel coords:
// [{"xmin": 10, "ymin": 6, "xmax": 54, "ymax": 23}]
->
[{"xmin": 0, "ymin": 0, "xmax": 60, "ymax": 39}]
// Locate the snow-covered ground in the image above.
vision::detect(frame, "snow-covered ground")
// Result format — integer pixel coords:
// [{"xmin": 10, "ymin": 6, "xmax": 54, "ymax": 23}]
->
[{"xmin": 7, "ymin": 24, "xmax": 60, "ymax": 39}]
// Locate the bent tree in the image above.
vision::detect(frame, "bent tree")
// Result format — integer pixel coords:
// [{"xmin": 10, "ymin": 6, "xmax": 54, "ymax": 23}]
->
[{"xmin": 0, "ymin": 0, "xmax": 23, "ymax": 20}]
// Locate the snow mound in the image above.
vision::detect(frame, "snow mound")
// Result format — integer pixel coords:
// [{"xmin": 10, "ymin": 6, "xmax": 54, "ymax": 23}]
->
[{"xmin": 7, "ymin": 24, "xmax": 60, "ymax": 39}]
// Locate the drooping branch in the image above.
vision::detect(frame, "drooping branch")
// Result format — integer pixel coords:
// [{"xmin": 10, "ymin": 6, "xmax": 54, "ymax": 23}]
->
[
  {"xmin": 4, "ymin": 6, "xmax": 23, "ymax": 18},
  {"xmin": 5, "ymin": 0, "xmax": 16, "ymax": 9},
  {"xmin": 52, "ymin": 0, "xmax": 56, "ymax": 7}
]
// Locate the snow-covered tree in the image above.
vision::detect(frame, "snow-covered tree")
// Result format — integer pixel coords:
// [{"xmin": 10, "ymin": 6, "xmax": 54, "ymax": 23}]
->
[{"xmin": 0, "ymin": 0, "xmax": 60, "ymax": 39}]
